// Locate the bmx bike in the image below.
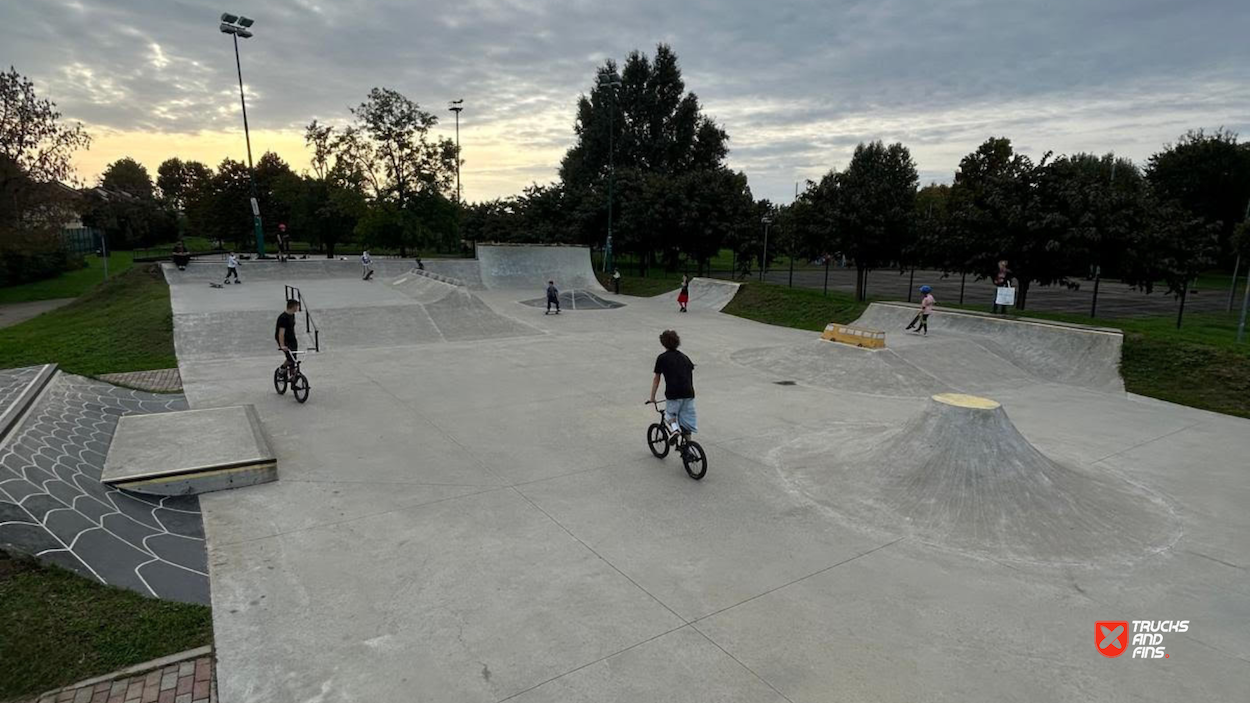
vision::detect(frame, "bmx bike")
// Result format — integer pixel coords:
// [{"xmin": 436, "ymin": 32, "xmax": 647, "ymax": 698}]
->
[
  {"xmin": 274, "ymin": 350, "xmax": 311, "ymax": 403},
  {"xmin": 645, "ymin": 400, "xmax": 707, "ymax": 480}
]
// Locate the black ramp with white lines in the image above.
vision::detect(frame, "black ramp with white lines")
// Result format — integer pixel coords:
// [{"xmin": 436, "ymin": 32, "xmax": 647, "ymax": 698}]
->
[{"xmin": 0, "ymin": 372, "xmax": 208, "ymax": 604}]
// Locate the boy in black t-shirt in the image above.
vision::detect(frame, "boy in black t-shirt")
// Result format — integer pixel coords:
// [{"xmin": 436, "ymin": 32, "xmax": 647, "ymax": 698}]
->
[
  {"xmin": 649, "ymin": 329, "xmax": 697, "ymax": 435},
  {"xmin": 275, "ymin": 298, "xmax": 300, "ymax": 374},
  {"xmin": 545, "ymin": 280, "xmax": 560, "ymax": 315}
]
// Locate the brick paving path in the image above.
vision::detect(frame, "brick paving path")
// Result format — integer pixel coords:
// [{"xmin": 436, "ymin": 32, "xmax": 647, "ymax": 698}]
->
[
  {"xmin": 97, "ymin": 369, "xmax": 183, "ymax": 393},
  {"xmin": 32, "ymin": 649, "xmax": 216, "ymax": 703}
]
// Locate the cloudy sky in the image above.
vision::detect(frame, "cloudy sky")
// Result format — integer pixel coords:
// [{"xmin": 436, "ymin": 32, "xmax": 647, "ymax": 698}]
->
[{"xmin": 5, "ymin": 0, "xmax": 1249, "ymax": 203}]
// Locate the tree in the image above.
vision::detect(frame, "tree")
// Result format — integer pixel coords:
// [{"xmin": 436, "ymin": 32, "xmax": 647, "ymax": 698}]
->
[
  {"xmin": 156, "ymin": 158, "xmax": 212, "ymax": 210},
  {"xmin": 347, "ymin": 88, "xmax": 456, "ymax": 206},
  {"xmin": 0, "ymin": 67, "xmax": 90, "ymax": 284},
  {"xmin": 1120, "ymin": 195, "xmax": 1219, "ymax": 328},
  {"xmin": 100, "ymin": 157, "xmax": 153, "ymax": 199},
  {"xmin": 558, "ymin": 45, "xmax": 743, "ymax": 265},
  {"xmin": 1147, "ymin": 129, "xmax": 1250, "ymax": 263},
  {"xmin": 950, "ymin": 137, "xmax": 1065, "ymax": 310},
  {"xmin": 832, "ymin": 141, "xmax": 918, "ymax": 301},
  {"xmin": 0, "ymin": 66, "xmax": 90, "ymax": 184}
]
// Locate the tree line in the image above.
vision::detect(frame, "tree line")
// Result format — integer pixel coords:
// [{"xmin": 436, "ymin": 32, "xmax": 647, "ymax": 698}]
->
[{"xmin": 5, "ymin": 48, "xmax": 1250, "ymax": 317}]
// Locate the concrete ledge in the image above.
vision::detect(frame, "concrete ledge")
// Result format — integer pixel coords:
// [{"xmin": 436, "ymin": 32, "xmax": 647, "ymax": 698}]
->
[
  {"xmin": 0, "ymin": 363, "xmax": 57, "ymax": 443},
  {"xmin": 102, "ymin": 405, "xmax": 277, "ymax": 496}
]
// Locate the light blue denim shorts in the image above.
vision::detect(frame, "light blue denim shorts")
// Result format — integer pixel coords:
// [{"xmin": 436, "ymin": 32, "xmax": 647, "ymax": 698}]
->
[{"xmin": 664, "ymin": 398, "xmax": 697, "ymax": 433}]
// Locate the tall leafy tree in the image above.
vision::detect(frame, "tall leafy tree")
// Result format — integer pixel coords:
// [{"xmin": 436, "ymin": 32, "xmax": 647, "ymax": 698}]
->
[
  {"xmin": 0, "ymin": 66, "xmax": 90, "ymax": 283},
  {"xmin": 0, "ymin": 66, "xmax": 90, "ymax": 184},
  {"xmin": 1147, "ymin": 129, "xmax": 1250, "ymax": 262},
  {"xmin": 558, "ymin": 45, "xmax": 744, "ymax": 266},
  {"xmin": 100, "ymin": 157, "xmax": 153, "ymax": 199},
  {"xmin": 156, "ymin": 158, "xmax": 212, "ymax": 211},
  {"xmin": 1120, "ymin": 195, "xmax": 1219, "ymax": 328},
  {"xmin": 833, "ymin": 141, "xmax": 918, "ymax": 301}
]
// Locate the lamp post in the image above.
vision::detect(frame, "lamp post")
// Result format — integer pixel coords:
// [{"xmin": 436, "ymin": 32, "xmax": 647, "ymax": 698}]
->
[
  {"xmin": 449, "ymin": 99, "xmax": 464, "ymax": 204},
  {"xmin": 759, "ymin": 214, "xmax": 772, "ymax": 282},
  {"xmin": 598, "ymin": 71, "xmax": 622, "ymax": 273},
  {"xmin": 219, "ymin": 13, "xmax": 264, "ymax": 259}
]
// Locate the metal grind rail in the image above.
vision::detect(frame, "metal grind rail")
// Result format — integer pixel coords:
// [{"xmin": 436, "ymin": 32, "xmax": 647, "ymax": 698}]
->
[{"xmin": 283, "ymin": 284, "xmax": 321, "ymax": 352}]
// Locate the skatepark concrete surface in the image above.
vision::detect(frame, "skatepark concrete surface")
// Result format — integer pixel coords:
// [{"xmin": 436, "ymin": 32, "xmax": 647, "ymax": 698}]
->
[
  {"xmin": 656, "ymin": 276, "xmax": 741, "ymax": 312},
  {"xmin": 163, "ymin": 248, "xmax": 1249, "ymax": 702}
]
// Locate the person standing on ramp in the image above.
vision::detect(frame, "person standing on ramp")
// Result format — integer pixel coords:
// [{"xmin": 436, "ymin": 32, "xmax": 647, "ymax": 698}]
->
[
  {"xmin": 361, "ymin": 250, "xmax": 374, "ymax": 280},
  {"xmin": 545, "ymin": 280, "xmax": 561, "ymax": 315},
  {"xmin": 677, "ymin": 275, "xmax": 690, "ymax": 313},
  {"xmin": 224, "ymin": 251, "xmax": 240, "ymax": 284},
  {"xmin": 906, "ymin": 285, "xmax": 936, "ymax": 335},
  {"xmin": 649, "ymin": 329, "xmax": 697, "ymax": 437}
]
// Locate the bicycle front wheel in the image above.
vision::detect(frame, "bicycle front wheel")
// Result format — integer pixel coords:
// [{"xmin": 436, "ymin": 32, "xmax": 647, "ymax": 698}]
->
[
  {"xmin": 647, "ymin": 424, "xmax": 670, "ymax": 458},
  {"xmin": 682, "ymin": 440, "xmax": 707, "ymax": 480},
  {"xmin": 292, "ymin": 373, "xmax": 310, "ymax": 404},
  {"xmin": 274, "ymin": 366, "xmax": 288, "ymax": 395}
]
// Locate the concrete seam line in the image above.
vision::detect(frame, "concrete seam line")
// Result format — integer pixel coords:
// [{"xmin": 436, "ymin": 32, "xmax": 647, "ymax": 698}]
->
[{"xmin": 689, "ymin": 623, "xmax": 798, "ymax": 703}]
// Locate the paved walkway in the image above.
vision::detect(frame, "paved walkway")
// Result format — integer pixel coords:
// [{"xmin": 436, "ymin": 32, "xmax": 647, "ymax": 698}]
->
[
  {"xmin": 32, "ymin": 648, "xmax": 216, "ymax": 703},
  {"xmin": 98, "ymin": 369, "xmax": 183, "ymax": 393},
  {"xmin": 0, "ymin": 298, "xmax": 75, "ymax": 328}
]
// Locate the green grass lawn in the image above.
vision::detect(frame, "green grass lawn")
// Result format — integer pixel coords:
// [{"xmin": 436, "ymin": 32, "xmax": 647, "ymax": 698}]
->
[
  {"xmin": 722, "ymin": 281, "xmax": 868, "ymax": 331},
  {"xmin": 0, "ymin": 252, "xmax": 134, "ymax": 305},
  {"xmin": 0, "ymin": 550, "xmax": 213, "ymax": 701},
  {"xmin": 0, "ymin": 265, "xmax": 176, "ymax": 376},
  {"xmin": 719, "ymin": 280, "xmax": 1250, "ymax": 419}
]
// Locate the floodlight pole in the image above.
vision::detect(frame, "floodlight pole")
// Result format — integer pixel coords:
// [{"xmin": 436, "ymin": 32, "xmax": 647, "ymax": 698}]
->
[
  {"xmin": 226, "ymin": 23, "xmax": 263, "ymax": 258},
  {"xmin": 598, "ymin": 74, "xmax": 621, "ymax": 273}
]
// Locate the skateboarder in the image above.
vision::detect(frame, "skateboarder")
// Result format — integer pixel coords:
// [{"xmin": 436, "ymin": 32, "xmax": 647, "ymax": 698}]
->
[
  {"xmin": 415, "ymin": 255, "xmax": 425, "ymax": 271},
  {"xmin": 276, "ymin": 224, "xmax": 289, "ymax": 262},
  {"xmin": 906, "ymin": 285, "xmax": 936, "ymax": 335},
  {"xmin": 613, "ymin": 269, "xmax": 622, "ymax": 295},
  {"xmin": 224, "ymin": 251, "xmax": 240, "ymax": 284},
  {"xmin": 545, "ymin": 280, "xmax": 560, "ymax": 315},
  {"xmin": 361, "ymin": 250, "xmax": 374, "ymax": 280},
  {"xmin": 649, "ymin": 329, "xmax": 697, "ymax": 437},
  {"xmin": 677, "ymin": 275, "xmax": 690, "ymax": 313}
]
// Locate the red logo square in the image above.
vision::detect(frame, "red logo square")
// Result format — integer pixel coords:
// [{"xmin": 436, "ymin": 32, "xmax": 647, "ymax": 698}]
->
[{"xmin": 1096, "ymin": 621, "xmax": 1129, "ymax": 658}]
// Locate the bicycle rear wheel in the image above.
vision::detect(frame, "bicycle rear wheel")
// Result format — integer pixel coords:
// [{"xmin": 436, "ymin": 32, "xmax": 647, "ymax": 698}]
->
[
  {"xmin": 274, "ymin": 366, "xmax": 288, "ymax": 395},
  {"xmin": 682, "ymin": 440, "xmax": 707, "ymax": 480},
  {"xmin": 291, "ymin": 373, "xmax": 310, "ymax": 403},
  {"xmin": 647, "ymin": 424, "xmax": 670, "ymax": 458}
]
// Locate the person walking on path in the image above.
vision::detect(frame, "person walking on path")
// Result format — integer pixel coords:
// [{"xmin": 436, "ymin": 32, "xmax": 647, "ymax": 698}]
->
[
  {"xmin": 677, "ymin": 275, "xmax": 690, "ymax": 313},
  {"xmin": 224, "ymin": 251, "xmax": 240, "ymax": 284},
  {"xmin": 545, "ymin": 280, "xmax": 561, "ymax": 315},
  {"xmin": 649, "ymin": 329, "xmax": 697, "ymax": 438},
  {"xmin": 361, "ymin": 250, "xmax": 374, "ymax": 280},
  {"xmin": 992, "ymin": 260, "xmax": 1013, "ymax": 314},
  {"xmin": 613, "ymin": 269, "xmax": 622, "ymax": 295},
  {"xmin": 906, "ymin": 285, "xmax": 936, "ymax": 335}
]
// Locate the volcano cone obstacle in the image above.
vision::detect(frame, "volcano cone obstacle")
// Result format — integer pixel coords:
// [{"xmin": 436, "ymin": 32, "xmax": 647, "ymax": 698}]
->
[{"xmin": 784, "ymin": 394, "xmax": 1177, "ymax": 564}]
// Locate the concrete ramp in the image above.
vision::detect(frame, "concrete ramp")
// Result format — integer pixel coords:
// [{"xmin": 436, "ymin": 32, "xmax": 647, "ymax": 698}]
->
[
  {"xmin": 775, "ymin": 394, "xmax": 1178, "ymax": 564},
  {"xmin": 476, "ymin": 245, "xmax": 604, "ymax": 291},
  {"xmin": 854, "ymin": 302, "xmax": 1124, "ymax": 393},
  {"xmin": 102, "ymin": 405, "xmax": 276, "ymax": 496},
  {"xmin": 163, "ymin": 259, "xmax": 419, "ymax": 285},
  {"xmin": 668, "ymin": 278, "xmax": 740, "ymax": 311},
  {"xmin": 520, "ymin": 290, "xmax": 624, "ymax": 310}
]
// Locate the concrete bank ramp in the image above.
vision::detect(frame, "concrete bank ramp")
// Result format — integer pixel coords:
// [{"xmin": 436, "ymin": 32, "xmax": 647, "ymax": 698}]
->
[
  {"xmin": 165, "ymin": 264, "xmax": 540, "ymax": 361},
  {"xmin": 162, "ymin": 259, "xmax": 419, "ymax": 285},
  {"xmin": 854, "ymin": 302, "xmax": 1125, "ymax": 393},
  {"xmin": 657, "ymin": 277, "xmax": 741, "ymax": 311},
  {"xmin": 520, "ymin": 290, "xmax": 624, "ymax": 310},
  {"xmin": 476, "ymin": 244, "xmax": 604, "ymax": 291},
  {"xmin": 774, "ymin": 394, "xmax": 1178, "ymax": 564}
]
